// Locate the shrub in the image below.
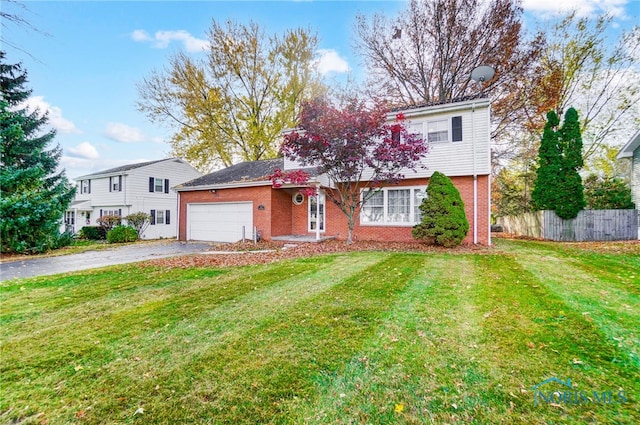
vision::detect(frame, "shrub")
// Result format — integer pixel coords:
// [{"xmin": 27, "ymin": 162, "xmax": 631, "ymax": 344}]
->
[
  {"xmin": 584, "ymin": 174, "xmax": 635, "ymax": 210},
  {"xmin": 107, "ymin": 225, "xmax": 139, "ymax": 244},
  {"xmin": 55, "ymin": 230, "xmax": 75, "ymax": 248},
  {"xmin": 412, "ymin": 171, "xmax": 469, "ymax": 247},
  {"xmin": 124, "ymin": 212, "xmax": 151, "ymax": 239},
  {"xmin": 96, "ymin": 214, "xmax": 121, "ymax": 231},
  {"xmin": 79, "ymin": 226, "xmax": 106, "ymax": 240}
]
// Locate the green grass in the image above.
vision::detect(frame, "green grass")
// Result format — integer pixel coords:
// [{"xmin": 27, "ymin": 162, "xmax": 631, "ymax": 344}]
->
[{"xmin": 1, "ymin": 239, "xmax": 638, "ymax": 424}]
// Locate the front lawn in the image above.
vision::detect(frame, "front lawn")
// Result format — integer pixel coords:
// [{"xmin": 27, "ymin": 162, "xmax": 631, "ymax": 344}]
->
[{"xmin": 1, "ymin": 239, "xmax": 638, "ymax": 424}]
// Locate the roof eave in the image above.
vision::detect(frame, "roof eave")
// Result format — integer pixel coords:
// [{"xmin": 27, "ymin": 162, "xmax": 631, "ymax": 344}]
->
[{"xmin": 617, "ymin": 129, "xmax": 640, "ymax": 159}]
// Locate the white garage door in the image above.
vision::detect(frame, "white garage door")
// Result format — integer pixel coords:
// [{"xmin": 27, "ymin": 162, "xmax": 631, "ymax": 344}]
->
[{"xmin": 188, "ymin": 202, "xmax": 253, "ymax": 242}]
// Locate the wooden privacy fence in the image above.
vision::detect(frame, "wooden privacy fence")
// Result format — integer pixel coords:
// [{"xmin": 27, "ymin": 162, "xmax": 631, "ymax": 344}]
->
[{"xmin": 497, "ymin": 210, "xmax": 639, "ymax": 241}]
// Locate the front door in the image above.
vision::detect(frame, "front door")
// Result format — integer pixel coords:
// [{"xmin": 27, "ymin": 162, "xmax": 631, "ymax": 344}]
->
[{"xmin": 308, "ymin": 191, "xmax": 325, "ymax": 232}]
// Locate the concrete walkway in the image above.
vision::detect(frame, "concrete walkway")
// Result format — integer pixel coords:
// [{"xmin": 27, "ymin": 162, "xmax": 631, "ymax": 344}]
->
[{"xmin": 0, "ymin": 241, "xmax": 213, "ymax": 281}]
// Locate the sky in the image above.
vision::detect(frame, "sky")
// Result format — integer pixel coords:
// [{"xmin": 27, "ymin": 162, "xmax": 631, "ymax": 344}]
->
[{"xmin": 2, "ymin": 0, "xmax": 639, "ymax": 181}]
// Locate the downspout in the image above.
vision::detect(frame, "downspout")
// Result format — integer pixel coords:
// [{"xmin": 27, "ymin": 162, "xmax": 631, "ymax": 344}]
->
[
  {"xmin": 176, "ymin": 190, "xmax": 181, "ymax": 241},
  {"xmin": 472, "ymin": 103, "xmax": 478, "ymax": 245},
  {"xmin": 315, "ymin": 183, "xmax": 321, "ymax": 242}
]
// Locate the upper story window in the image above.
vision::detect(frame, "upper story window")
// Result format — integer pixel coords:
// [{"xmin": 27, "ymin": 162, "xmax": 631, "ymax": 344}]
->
[
  {"xmin": 421, "ymin": 115, "xmax": 463, "ymax": 143},
  {"xmin": 149, "ymin": 177, "xmax": 169, "ymax": 193},
  {"xmin": 109, "ymin": 175, "xmax": 122, "ymax": 192},
  {"xmin": 427, "ymin": 119, "xmax": 449, "ymax": 143},
  {"xmin": 80, "ymin": 179, "xmax": 91, "ymax": 194}
]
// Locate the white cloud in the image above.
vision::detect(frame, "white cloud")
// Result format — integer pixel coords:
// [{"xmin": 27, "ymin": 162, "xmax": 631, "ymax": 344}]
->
[
  {"xmin": 67, "ymin": 142, "xmax": 99, "ymax": 160},
  {"xmin": 131, "ymin": 29, "xmax": 209, "ymax": 52},
  {"xmin": 20, "ymin": 96, "xmax": 81, "ymax": 134},
  {"xmin": 314, "ymin": 49, "xmax": 350, "ymax": 75},
  {"xmin": 104, "ymin": 122, "xmax": 162, "ymax": 144},
  {"xmin": 522, "ymin": 0, "xmax": 628, "ymax": 18}
]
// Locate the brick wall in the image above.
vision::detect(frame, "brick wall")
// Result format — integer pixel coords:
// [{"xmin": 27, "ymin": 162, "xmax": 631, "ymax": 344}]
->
[{"xmin": 178, "ymin": 174, "xmax": 491, "ymax": 245}]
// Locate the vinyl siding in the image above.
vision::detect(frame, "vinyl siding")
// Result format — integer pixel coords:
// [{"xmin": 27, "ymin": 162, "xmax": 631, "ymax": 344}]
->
[{"xmin": 284, "ymin": 101, "xmax": 491, "ymax": 180}]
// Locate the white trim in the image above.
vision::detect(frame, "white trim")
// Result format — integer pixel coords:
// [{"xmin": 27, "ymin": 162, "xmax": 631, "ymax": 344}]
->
[
  {"xmin": 617, "ymin": 129, "xmax": 640, "ymax": 159},
  {"xmin": 360, "ymin": 186, "xmax": 426, "ymax": 226},
  {"xmin": 176, "ymin": 181, "xmax": 273, "ymax": 192},
  {"xmin": 308, "ymin": 190, "xmax": 326, "ymax": 234}
]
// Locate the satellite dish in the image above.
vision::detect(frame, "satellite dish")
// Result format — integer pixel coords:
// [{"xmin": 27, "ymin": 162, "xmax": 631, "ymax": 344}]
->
[{"xmin": 471, "ymin": 65, "xmax": 495, "ymax": 83}]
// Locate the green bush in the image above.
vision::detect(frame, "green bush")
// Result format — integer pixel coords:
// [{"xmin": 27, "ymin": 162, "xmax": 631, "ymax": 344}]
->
[
  {"xmin": 55, "ymin": 230, "xmax": 75, "ymax": 249},
  {"xmin": 412, "ymin": 171, "xmax": 469, "ymax": 247},
  {"xmin": 107, "ymin": 225, "xmax": 138, "ymax": 244},
  {"xmin": 79, "ymin": 226, "xmax": 107, "ymax": 240}
]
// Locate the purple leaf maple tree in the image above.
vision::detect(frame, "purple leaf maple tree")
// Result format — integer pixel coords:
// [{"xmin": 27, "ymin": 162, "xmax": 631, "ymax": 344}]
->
[{"xmin": 272, "ymin": 96, "xmax": 429, "ymax": 243}]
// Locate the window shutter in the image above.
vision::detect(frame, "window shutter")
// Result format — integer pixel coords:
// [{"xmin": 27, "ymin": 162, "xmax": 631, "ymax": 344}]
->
[
  {"xmin": 164, "ymin": 179, "xmax": 169, "ymax": 194},
  {"xmin": 165, "ymin": 210, "xmax": 170, "ymax": 225},
  {"xmin": 109, "ymin": 177, "xmax": 112, "ymax": 192},
  {"xmin": 149, "ymin": 177, "xmax": 155, "ymax": 192},
  {"xmin": 100, "ymin": 209, "xmax": 103, "ymax": 217},
  {"xmin": 88, "ymin": 179, "xmax": 91, "ymax": 194},
  {"xmin": 118, "ymin": 209, "xmax": 122, "ymax": 216},
  {"xmin": 118, "ymin": 175, "xmax": 122, "ymax": 192},
  {"xmin": 452, "ymin": 116, "xmax": 463, "ymax": 142},
  {"xmin": 150, "ymin": 210, "xmax": 156, "ymax": 225}
]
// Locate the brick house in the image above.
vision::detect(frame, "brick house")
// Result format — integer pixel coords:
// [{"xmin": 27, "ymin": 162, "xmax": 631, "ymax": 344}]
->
[{"xmin": 176, "ymin": 97, "xmax": 491, "ymax": 245}]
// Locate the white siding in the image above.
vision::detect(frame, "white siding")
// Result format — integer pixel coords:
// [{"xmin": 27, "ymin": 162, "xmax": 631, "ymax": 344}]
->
[
  {"xmin": 283, "ymin": 100, "xmax": 491, "ymax": 180},
  {"xmin": 67, "ymin": 159, "xmax": 201, "ymax": 239},
  {"xmin": 632, "ymin": 148, "xmax": 640, "ymax": 209}
]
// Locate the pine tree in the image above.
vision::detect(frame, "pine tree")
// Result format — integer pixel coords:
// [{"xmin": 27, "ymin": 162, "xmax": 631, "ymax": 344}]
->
[
  {"xmin": 0, "ymin": 51, "xmax": 76, "ymax": 253},
  {"xmin": 412, "ymin": 171, "xmax": 469, "ymax": 247},
  {"xmin": 556, "ymin": 107, "xmax": 585, "ymax": 219},
  {"xmin": 531, "ymin": 110, "xmax": 561, "ymax": 211}
]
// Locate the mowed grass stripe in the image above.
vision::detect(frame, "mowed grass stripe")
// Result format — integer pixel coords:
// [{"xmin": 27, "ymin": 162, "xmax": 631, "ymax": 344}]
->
[
  {"xmin": 1, "ymin": 260, "xmax": 322, "ymax": 370},
  {"xmin": 295, "ymin": 255, "xmax": 488, "ymax": 425},
  {"xmin": 122, "ymin": 253, "xmax": 429, "ymax": 424},
  {"xmin": 503, "ymin": 241, "xmax": 639, "ymax": 369},
  {"xmin": 0, "ymin": 252, "xmax": 387, "ymax": 424},
  {"xmin": 471, "ymin": 254, "xmax": 638, "ymax": 424}
]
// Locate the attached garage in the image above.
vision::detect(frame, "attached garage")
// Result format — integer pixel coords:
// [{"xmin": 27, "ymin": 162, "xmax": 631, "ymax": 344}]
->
[{"xmin": 187, "ymin": 202, "xmax": 253, "ymax": 242}]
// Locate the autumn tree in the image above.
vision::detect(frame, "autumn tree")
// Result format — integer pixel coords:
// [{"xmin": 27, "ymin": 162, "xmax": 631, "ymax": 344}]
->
[
  {"xmin": 354, "ymin": 0, "xmax": 543, "ymax": 147},
  {"xmin": 137, "ymin": 20, "xmax": 325, "ymax": 172},
  {"xmin": 274, "ymin": 96, "xmax": 428, "ymax": 244},
  {"xmin": 0, "ymin": 52, "xmax": 76, "ymax": 253},
  {"xmin": 537, "ymin": 14, "xmax": 640, "ymax": 165}
]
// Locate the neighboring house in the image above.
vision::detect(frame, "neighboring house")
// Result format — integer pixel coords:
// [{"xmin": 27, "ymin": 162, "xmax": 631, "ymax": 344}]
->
[
  {"xmin": 64, "ymin": 158, "xmax": 201, "ymax": 239},
  {"xmin": 617, "ymin": 129, "xmax": 640, "ymax": 239},
  {"xmin": 176, "ymin": 97, "xmax": 492, "ymax": 245}
]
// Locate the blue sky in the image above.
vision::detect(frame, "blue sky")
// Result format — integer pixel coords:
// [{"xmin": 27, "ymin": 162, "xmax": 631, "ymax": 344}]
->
[{"xmin": 3, "ymin": 0, "xmax": 638, "ymax": 180}]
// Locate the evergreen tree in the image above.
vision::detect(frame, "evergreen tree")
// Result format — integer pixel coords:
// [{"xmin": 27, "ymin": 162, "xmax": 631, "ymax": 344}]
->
[
  {"xmin": 556, "ymin": 107, "xmax": 586, "ymax": 219},
  {"xmin": 531, "ymin": 108, "xmax": 586, "ymax": 219},
  {"xmin": 531, "ymin": 110, "xmax": 561, "ymax": 211},
  {"xmin": 0, "ymin": 52, "xmax": 76, "ymax": 253},
  {"xmin": 412, "ymin": 171, "xmax": 469, "ymax": 247}
]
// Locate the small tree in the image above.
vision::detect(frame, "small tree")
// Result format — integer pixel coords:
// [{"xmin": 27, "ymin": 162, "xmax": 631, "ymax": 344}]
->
[
  {"xmin": 124, "ymin": 212, "xmax": 151, "ymax": 239},
  {"xmin": 274, "ymin": 96, "xmax": 428, "ymax": 244},
  {"xmin": 96, "ymin": 215, "xmax": 121, "ymax": 232},
  {"xmin": 412, "ymin": 171, "xmax": 468, "ymax": 247}
]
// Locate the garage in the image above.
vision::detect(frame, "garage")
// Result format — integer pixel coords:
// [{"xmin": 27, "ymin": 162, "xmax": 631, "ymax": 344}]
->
[{"xmin": 187, "ymin": 202, "xmax": 253, "ymax": 242}]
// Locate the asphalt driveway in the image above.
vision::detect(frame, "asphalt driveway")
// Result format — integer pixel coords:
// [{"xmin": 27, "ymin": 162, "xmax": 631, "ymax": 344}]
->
[{"xmin": 0, "ymin": 241, "xmax": 213, "ymax": 281}]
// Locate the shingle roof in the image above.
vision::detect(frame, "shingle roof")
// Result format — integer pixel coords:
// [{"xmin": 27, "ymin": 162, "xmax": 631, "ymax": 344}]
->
[
  {"xmin": 76, "ymin": 158, "xmax": 178, "ymax": 179},
  {"xmin": 388, "ymin": 94, "xmax": 488, "ymax": 112},
  {"xmin": 178, "ymin": 157, "xmax": 321, "ymax": 189},
  {"xmin": 180, "ymin": 158, "xmax": 284, "ymax": 188}
]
